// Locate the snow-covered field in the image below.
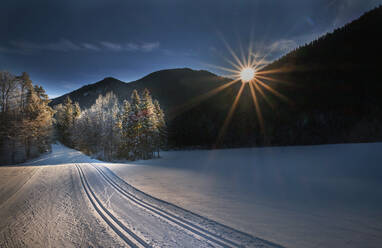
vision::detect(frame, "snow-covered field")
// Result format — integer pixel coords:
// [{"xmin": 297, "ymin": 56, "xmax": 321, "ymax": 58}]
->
[
  {"xmin": 0, "ymin": 144, "xmax": 281, "ymax": 247},
  {"xmin": 106, "ymin": 143, "xmax": 382, "ymax": 248},
  {"xmin": 0, "ymin": 143, "xmax": 381, "ymax": 247}
]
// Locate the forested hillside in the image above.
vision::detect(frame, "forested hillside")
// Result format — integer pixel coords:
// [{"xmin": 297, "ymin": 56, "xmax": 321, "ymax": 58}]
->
[{"xmin": 170, "ymin": 5, "xmax": 382, "ymax": 148}]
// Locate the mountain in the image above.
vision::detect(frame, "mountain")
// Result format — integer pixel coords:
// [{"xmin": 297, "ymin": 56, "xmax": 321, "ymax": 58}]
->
[
  {"xmin": 50, "ymin": 68, "xmax": 230, "ymax": 112},
  {"xmin": 249, "ymin": 5, "xmax": 382, "ymax": 145},
  {"xmin": 262, "ymin": 5, "xmax": 382, "ymax": 111},
  {"xmin": 51, "ymin": 6, "xmax": 382, "ymax": 148}
]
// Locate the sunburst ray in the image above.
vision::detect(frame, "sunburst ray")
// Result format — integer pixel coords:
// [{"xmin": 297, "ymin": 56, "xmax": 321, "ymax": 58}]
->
[
  {"xmin": 256, "ymin": 66, "xmax": 296, "ymax": 75},
  {"xmin": 256, "ymin": 74, "xmax": 292, "ymax": 86},
  {"xmin": 252, "ymin": 81, "xmax": 275, "ymax": 110},
  {"xmin": 216, "ymin": 83, "xmax": 245, "ymax": 144},
  {"xmin": 222, "ymin": 39, "xmax": 246, "ymax": 69},
  {"xmin": 248, "ymin": 81, "xmax": 264, "ymax": 135},
  {"xmin": 254, "ymin": 78, "xmax": 291, "ymax": 104},
  {"xmin": 168, "ymin": 79, "xmax": 239, "ymax": 118},
  {"xmin": 204, "ymin": 63, "xmax": 239, "ymax": 74}
]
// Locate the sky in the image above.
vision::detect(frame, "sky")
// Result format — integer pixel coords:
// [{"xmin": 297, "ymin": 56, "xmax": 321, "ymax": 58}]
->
[{"xmin": 1, "ymin": 0, "xmax": 381, "ymax": 98}]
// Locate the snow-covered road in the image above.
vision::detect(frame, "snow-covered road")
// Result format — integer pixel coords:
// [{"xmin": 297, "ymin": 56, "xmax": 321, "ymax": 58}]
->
[{"xmin": 0, "ymin": 144, "xmax": 281, "ymax": 247}]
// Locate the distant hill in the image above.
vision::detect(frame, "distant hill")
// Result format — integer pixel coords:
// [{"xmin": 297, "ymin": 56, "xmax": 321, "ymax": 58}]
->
[
  {"xmin": 51, "ymin": 6, "xmax": 382, "ymax": 148},
  {"xmin": 50, "ymin": 68, "xmax": 230, "ymax": 112}
]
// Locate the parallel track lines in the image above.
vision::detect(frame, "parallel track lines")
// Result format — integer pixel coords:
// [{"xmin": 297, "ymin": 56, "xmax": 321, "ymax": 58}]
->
[
  {"xmin": 75, "ymin": 164, "xmax": 150, "ymax": 248},
  {"xmin": 91, "ymin": 163, "xmax": 243, "ymax": 248}
]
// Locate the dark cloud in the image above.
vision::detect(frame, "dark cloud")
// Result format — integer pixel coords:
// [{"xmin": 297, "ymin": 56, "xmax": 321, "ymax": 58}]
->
[
  {"xmin": 82, "ymin": 43, "xmax": 101, "ymax": 51},
  {"xmin": 99, "ymin": 41, "xmax": 160, "ymax": 52},
  {"xmin": 1, "ymin": 39, "xmax": 159, "ymax": 54},
  {"xmin": 10, "ymin": 39, "xmax": 81, "ymax": 53}
]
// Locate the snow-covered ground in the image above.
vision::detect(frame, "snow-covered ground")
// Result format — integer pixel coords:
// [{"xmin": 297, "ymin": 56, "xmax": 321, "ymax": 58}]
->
[
  {"xmin": 0, "ymin": 144, "xmax": 281, "ymax": 247},
  {"xmin": 1, "ymin": 143, "xmax": 381, "ymax": 247},
  {"xmin": 0, "ymin": 145, "xmax": 125, "ymax": 247},
  {"xmin": 106, "ymin": 143, "xmax": 382, "ymax": 248}
]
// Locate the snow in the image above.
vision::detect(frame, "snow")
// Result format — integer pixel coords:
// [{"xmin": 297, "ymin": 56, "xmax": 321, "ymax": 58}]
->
[
  {"xmin": 1, "ymin": 142, "xmax": 381, "ymax": 247},
  {"xmin": 0, "ymin": 144, "xmax": 124, "ymax": 247},
  {"xmin": 0, "ymin": 144, "xmax": 281, "ymax": 247},
  {"xmin": 106, "ymin": 143, "xmax": 382, "ymax": 248}
]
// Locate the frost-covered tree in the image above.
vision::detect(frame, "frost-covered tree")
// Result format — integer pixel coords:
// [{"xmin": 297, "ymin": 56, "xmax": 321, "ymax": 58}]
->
[
  {"xmin": 73, "ymin": 102, "xmax": 81, "ymax": 119},
  {"xmin": 119, "ymin": 100, "xmax": 131, "ymax": 158},
  {"xmin": 140, "ymin": 88, "xmax": 158, "ymax": 159},
  {"xmin": 22, "ymin": 75, "xmax": 53, "ymax": 155},
  {"xmin": 25, "ymin": 84, "xmax": 53, "ymax": 155},
  {"xmin": 52, "ymin": 88, "xmax": 165, "ymax": 162},
  {"xmin": 74, "ymin": 92, "xmax": 121, "ymax": 160},
  {"xmin": 72, "ymin": 108, "xmax": 93, "ymax": 154},
  {"xmin": 0, "ymin": 71, "xmax": 53, "ymax": 164},
  {"xmin": 127, "ymin": 90, "xmax": 143, "ymax": 160},
  {"xmin": 153, "ymin": 99, "xmax": 166, "ymax": 157}
]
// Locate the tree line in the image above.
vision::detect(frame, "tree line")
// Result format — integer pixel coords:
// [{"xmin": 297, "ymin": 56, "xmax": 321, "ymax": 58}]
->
[
  {"xmin": 54, "ymin": 89, "xmax": 166, "ymax": 161},
  {"xmin": 0, "ymin": 70, "xmax": 166, "ymax": 164},
  {"xmin": 0, "ymin": 72, "xmax": 53, "ymax": 164}
]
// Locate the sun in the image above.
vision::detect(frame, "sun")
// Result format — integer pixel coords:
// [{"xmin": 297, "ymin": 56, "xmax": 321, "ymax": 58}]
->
[
  {"xmin": 172, "ymin": 39, "xmax": 292, "ymax": 145},
  {"xmin": 240, "ymin": 67, "xmax": 255, "ymax": 82}
]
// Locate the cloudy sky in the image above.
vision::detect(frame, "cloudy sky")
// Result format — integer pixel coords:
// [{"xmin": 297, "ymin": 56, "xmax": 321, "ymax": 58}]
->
[{"xmin": 1, "ymin": 0, "xmax": 381, "ymax": 98}]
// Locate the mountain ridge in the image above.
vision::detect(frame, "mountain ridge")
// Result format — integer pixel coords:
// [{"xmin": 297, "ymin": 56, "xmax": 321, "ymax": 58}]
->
[{"xmin": 50, "ymin": 68, "xmax": 229, "ymax": 112}]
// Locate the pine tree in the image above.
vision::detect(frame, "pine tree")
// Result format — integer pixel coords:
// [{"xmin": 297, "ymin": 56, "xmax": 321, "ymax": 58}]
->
[
  {"xmin": 33, "ymin": 86, "xmax": 54, "ymax": 153},
  {"xmin": 73, "ymin": 102, "xmax": 81, "ymax": 119},
  {"xmin": 62, "ymin": 96, "xmax": 74, "ymax": 146},
  {"xmin": 21, "ymin": 77, "xmax": 53, "ymax": 158},
  {"xmin": 70, "ymin": 101, "xmax": 81, "ymax": 147},
  {"xmin": 153, "ymin": 99, "xmax": 166, "ymax": 157},
  {"xmin": 128, "ymin": 89, "xmax": 143, "ymax": 160},
  {"xmin": 140, "ymin": 88, "xmax": 158, "ymax": 159},
  {"xmin": 119, "ymin": 100, "xmax": 131, "ymax": 158},
  {"xmin": 87, "ymin": 92, "xmax": 120, "ymax": 160},
  {"xmin": 23, "ymin": 79, "xmax": 40, "ymax": 157},
  {"xmin": 54, "ymin": 96, "xmax": 81, "ymax": 147}
]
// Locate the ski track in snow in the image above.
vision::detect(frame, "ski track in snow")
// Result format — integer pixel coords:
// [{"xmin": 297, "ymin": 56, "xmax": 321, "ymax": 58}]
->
[
  {"xmin": 0, "ymin": 144, "xmax": 281, "ymax": 248},
  {"xmin": 75, "ymin": 164, "xmax": 149, "ymax": 248},
  {"xmin": 0, "ymin": 164, "xmax": 125, "ymax": 248}
]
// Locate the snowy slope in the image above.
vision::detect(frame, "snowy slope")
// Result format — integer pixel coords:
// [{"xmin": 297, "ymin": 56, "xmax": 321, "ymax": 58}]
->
[{"xmin": 106, "ymin": 143, "xmax": 382, "ymax": 248}]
